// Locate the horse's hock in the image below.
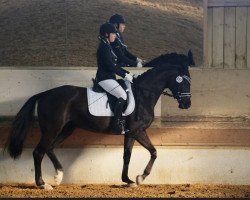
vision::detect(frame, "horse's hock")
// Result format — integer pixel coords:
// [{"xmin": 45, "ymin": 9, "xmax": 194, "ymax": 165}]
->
[{"xmin": 0, "ymin": 66, "xmax": 249, "ymax": 185}]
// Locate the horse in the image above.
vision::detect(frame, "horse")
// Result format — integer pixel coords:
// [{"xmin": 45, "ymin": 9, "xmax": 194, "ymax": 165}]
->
[
  {"xmin": 143, "ymin": 50, "xmax": 195, "ymax": 68},
  {"xmin": 4, "ymin": 55, "xmax": 192, "ymax": 190}
]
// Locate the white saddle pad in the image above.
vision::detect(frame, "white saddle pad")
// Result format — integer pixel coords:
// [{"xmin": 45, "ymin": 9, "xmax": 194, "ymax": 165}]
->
[{"xmin": 87, "ymin": 81, "xmax": 135, "ymax": 116}]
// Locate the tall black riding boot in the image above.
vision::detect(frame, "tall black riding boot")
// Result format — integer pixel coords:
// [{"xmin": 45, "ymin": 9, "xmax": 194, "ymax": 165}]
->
[{"xmin": 112, "ymin": 98, "xmax": 129, "ymax": 134}]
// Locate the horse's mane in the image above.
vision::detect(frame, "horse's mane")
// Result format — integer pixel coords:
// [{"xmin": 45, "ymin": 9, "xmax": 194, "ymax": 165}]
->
[
  {"xmin": 135, "ymin": 64, "xmax": 183, "ymax": 82},
  {"xmin": 144, "ymin": 50, "xmax": 195, "ymax": 68}
]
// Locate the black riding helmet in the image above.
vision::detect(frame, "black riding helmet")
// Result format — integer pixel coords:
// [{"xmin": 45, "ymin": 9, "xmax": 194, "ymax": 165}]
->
[
  {"xmin": 109, "ymin": 14, "xmax": 126, "ymax": 26},
  {"xmin": 99, "ymin": 22, "xmax": 117, "ymax": 38}
]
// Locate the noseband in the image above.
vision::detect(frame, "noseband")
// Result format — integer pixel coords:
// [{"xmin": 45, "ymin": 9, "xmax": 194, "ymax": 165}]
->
[{"xmin": 162, "ymin": 75, "xmax": 191, "ymax": 100}]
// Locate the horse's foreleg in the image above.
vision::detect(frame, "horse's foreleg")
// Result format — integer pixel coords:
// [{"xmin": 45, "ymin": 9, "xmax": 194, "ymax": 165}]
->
[
  {"xmin": 135, "ymin": 131, "xmax": 157, "ymax": 185},
  {"xmin": 122, "ymin": 136, "xmax": 136, "ymax": 187}
]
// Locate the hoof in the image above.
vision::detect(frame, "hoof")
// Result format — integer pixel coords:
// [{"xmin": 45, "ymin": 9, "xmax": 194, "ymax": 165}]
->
[
  {"xmin": 38, "ymin": 183, "xmax": 53, "ymax": 190},
  {"xmin": 127, "ymin": 182, "xmax": 137, "ymax": 188},
  {"xmin": 54, "ymin": 169, "xmax": 63, "ymax": 185},
  {"xmin": 136, "ymin": 175, "xmax": 144, "ymax": 185}
]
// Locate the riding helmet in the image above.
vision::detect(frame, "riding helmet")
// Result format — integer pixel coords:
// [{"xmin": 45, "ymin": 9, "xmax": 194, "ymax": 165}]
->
[
  {"xmin": 109, "ymin": 14, "xmax": 126, "ymax": 25},
  {"xmin": 99, "ymin": 22, "xmax": 117, "ymax": 38}
]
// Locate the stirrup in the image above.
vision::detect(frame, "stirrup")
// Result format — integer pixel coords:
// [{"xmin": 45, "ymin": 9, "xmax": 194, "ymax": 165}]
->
[
  {"xmin": 112, "ymin": 120, "xmax": 129, "ymax": 135},
  {"xmin": 120, "ymin": 120, "xmax": 129, "ymax": 134},
  {"xmin": 112, "ymin": 127, "xmax": 127, "ymax": 135},
  {"xmin": 121, "ymin": 123, "xmax": 129, "ymax": 135},
  {"xmin": 121, "ymin": 128, "xmax": 129, "ymax": 135},
  {"xmin": 113, "ymin": 126, "xmax": 129, "ymax": 135}
]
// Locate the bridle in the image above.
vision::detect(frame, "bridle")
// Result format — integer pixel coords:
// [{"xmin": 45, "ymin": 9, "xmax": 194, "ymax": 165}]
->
[
  {"xmin": 132, "ymin": 72, "xmax": 192, "ymax": 101},
  {"xmin": 162, "ymin": 75, "xmax": 191, "ymax": 100}
]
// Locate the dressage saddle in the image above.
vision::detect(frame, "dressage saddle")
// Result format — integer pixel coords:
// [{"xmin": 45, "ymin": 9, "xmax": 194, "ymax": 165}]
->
[{"xmin": 91, "ymin": 78, "xmax": 129, "ymax": 113}]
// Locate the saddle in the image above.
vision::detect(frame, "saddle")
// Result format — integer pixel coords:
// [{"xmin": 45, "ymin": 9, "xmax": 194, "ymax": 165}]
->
[{"xmin": 87, "ymin": 79, "xmax": 135, "ymax": 116}]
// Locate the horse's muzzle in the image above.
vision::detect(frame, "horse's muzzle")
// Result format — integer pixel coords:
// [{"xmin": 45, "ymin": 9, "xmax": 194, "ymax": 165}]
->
[{"xmin": 178, "ymin": 99, "xmax": 191, "ymax": 109}]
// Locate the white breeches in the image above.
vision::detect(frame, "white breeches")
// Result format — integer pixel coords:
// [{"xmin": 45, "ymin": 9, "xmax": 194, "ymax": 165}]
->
[{"xmin": 98, "ymin": 79, "xmax": 127, "ymax": 100}]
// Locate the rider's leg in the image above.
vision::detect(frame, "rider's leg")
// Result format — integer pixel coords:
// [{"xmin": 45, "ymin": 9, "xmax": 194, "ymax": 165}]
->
[
  {"xmin": 98, "ymin": 79, "xmax": 127, "ymax": 100},
  {"xmin": 112, "ymin": 97, "xmax": 129, "ymax": 134},
  {"xmin": 98, "ymin": 79, "xmax": 128, "ymax": 134}
]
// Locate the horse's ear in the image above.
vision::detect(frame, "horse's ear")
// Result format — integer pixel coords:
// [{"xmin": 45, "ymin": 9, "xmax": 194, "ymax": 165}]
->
[{"xmin": 188, "ymin": 50, "xmax": 195, "ymax": 66}]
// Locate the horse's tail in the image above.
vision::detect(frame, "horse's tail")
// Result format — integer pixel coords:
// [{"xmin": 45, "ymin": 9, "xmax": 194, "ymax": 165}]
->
[
  {"xmin": 5, "ymin": 91, "xmax": 47, "ymax": 159},
  {"xmin": 188, "ymin": 50, "xmax": 195, "ymax": 66}
]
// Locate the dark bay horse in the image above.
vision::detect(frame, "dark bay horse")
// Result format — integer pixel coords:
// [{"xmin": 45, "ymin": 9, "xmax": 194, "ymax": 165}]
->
[{"xmin": 5, "ymin": 57, "xmax": 192, "ymax": 190}]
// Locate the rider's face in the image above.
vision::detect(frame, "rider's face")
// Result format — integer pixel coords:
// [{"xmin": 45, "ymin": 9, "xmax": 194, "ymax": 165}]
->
[
  {"xmin": 108, "ymin": 33, "xmax": 116, "ymax": 43},
  {"xmin": 118, "ymin": 23, "xmax": 125, "ymax": 33}
]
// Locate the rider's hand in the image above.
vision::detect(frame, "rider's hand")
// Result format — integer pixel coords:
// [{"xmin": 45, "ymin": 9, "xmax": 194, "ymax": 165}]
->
[
  {"xmin": 133, "ymin": 73, "xmax": 140, "ymax": 79},
  {"xmin": 137, "ymin": 62, "xmax": 143, "ymax": 68},
  {"xmin": 125, "ymin": 73, "xmax": 133, "ymax": 83},
  {"xmin": 136, "ymin": 57, "xmax": 143, "ymax": 63}
]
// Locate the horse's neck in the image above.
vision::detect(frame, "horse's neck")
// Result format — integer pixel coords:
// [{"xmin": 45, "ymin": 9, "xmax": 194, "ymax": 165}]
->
[{"xmin": 135, "ymin": 70, "xmax": 176, "ymax": 110}]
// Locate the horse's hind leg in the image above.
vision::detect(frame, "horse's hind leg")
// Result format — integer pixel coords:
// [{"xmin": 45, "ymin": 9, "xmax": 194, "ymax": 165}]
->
[
  {"xmin": 33, "ymin": 124, "xmax": 70, "ymax": 189},
  {"xmin": 46, "ymin": 122, "xmax": 76, "ymax": 186},
  {"xmin": 47, "ymin": 150, "xmax": 63, "ymax": 185},
  {"xmin": 33, "ymin": 139, "xmax": 53, "ymax": 190}
]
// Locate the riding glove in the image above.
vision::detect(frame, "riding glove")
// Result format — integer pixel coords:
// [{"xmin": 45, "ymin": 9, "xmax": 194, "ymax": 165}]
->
[
  {"xmin": 125, "ymin": 73, "xmax": 133, "ymax": 83},
  {"xmin": 137, "ymin": 62, "xmax": 143, "ymax": 68},
  {"xmin": 133, "ymin": 73, "xmax": 140, "ymax": 79},
  {"xmin": 136, "ymin": 57, "xmax": 143, "ymax": 63}
]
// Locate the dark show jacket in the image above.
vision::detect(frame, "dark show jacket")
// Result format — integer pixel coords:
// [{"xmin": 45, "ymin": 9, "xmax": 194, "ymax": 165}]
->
[
  {"xmin": 111, "ymin": 33, "xmax": 137, "ymax": 67},
  {"xmin": 95, "ymin": 39, "xmax": 129, "ymax": 82}
]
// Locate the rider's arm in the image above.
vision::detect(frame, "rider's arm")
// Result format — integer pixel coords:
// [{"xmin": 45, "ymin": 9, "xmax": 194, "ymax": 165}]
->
[
  {"xmin": 124, "ymin": 48, "xmax": 137, "ymax": 62},
  {"xmin": 102, "ymin": 46, "xmax": 129, "ymax": 78},
  {"xmin": 111, "ymin": 41, "xmax": 137, "ymax": 67}
]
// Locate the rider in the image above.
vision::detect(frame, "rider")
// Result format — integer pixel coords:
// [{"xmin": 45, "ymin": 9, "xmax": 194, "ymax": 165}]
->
[
  {"xmin": 109, "ymin": 14, "xmax": 143, "ymax": 68},
  {"xmin": 95, "ymin": 22, "xmax": 134, "ymax": 135}
]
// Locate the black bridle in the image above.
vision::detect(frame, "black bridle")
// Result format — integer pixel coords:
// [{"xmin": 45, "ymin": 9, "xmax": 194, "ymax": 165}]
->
[
  {"xmin": 134, "ymin": 74, "xmax": 191, "ymax": 100},
  {"xmin": 162, "ymin": 75, "xmax": 191, "ymax": 100}
]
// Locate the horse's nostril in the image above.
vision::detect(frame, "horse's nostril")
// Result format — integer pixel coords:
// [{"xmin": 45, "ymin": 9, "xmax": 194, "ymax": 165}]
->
[{"xmin": 178, "ymin": 99, "xmax": 191, "ymax": 109}]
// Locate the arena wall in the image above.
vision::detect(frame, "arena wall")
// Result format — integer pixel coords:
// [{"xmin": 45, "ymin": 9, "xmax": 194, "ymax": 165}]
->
[
  {"xmin": 1, "ymin": 147, "xmax": 250, "ymax": 185},
  {"xmin": 0, "ymin": 67, "xmax": 249, "ymax": 185},
  {"xmin": 0, "ymin": 67, "xmax": 249, "ymax": 118}
]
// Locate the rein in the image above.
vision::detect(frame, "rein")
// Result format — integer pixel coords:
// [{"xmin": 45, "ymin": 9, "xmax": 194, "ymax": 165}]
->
[
  {"xmin": 162, "ymin": 90, "xmax": 174, "ymax": 97},
  {"xmin": 133, "ymin": 81, "xmax": 170, "ymax": 97}
]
